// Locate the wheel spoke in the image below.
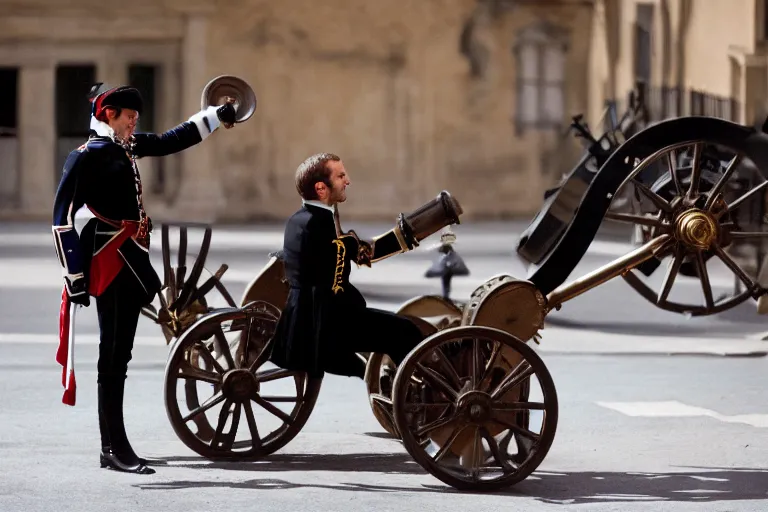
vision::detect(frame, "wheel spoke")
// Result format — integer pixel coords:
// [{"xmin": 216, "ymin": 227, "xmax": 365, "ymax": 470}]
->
[
  {"xmin": 193, "ymin": 342, "xmax": 226, "ymax": 375},
  {"xmin": 667, "ymin": 149, "xmax": 684, "ymax": 196},
  {"xmin": 178, "ymin": 359, "xmax": 221, "ymax": 384},
  {"xmin": 182, "ymin": 391, "xmax": 226, "ymax": 423},
  {"xmin": 214, "ymin": 327, "xmax": 236, "ymax": 370},
  {"xmin": 471, "ymin": 338, "xmax": 482, "ymax": 390},
  {"xmin": 416, "ymin": 363, "xmax": 459, "ymax": 401},
  {"xmin": 730, "ymin": 231, "xmax": 768, "ymax": 239},
  {"xmin": 604, "ymin": 212, "xmax": 667, "ymax": 228},
  {"xmin": 705, "ymin": 154, "xmax": 742, "ymax": 210},
  {"xmin": 492, "ymin": 413, "xmax": 541, "ymax": 443},
  {"xmin": 478, "ymin": 341, "xmax": 501, "ymax": 391},
  {"xmin": 713, "ymin": 245, "xmax": 755, "ymax": 289},
  {"xmin": 490, "ymin": 360, "xmax": 534, "ymax": 401},
  {"xmin": 470, "ymin": 426, "xmax": 481, "ymax": 481},
  {"xmin": 246, "ymin": 338, "xmax": 275, "ymax": 373},
  {"xmin": 633, "ymin": 179, "xmax": 673, "ymax": 213},
  {"xmin": 686, "ymin": 142, "xmax": 703, "ymax": 199},
  {"xmin": 723, "ymin": 181, "xmax": 768, "ymax": 216},
  {"xmin": 252, "ymin": 393, "xmax": 294, "ymax": 424},
  {"xmin": 211, "ymin": 399, "xmax": 238, "ymax": 451},
  {"xmin": 492, "ymin": 402, "xmax": 546, "ymax": 411},
  {"xmin": 431, "ymin": 347, "xmax": 462, "ymax": 390},
  {"xmin": 658, "ymin": 245, "xmax": 685, "ymax": 304},
  {"xmin": 414, "ymin": 410, "xmax": 457, "ymax": 437},
  {"xmin": 479, "ymin": 427, "xmax": 515, "ymax": 472},
  {"xmin": 694, "ymin": 250, "xmax": 715, "ymax": 309},
  {"xmin": 403, "ymin": 402, "xmax": 455, "ymax": 412},
  {"xmin": 242, "ymin": 400, "xmax": 263, "ymax": 449},
  {"xmin": 259, "ymin": 396, "xmax": 298, "ymax": 403},
  {"xmin": 433, "ymin": 423, "xmax": 469, "ymax": 463},
  {"xmin": 255, "ymin": 368, "xmax": 297, "ymax": 383}
]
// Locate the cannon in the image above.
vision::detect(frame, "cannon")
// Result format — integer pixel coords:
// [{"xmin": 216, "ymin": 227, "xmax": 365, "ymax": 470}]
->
[{"xmin": 140, "ymin": 112, "xmax": 768, "ymax": 492}]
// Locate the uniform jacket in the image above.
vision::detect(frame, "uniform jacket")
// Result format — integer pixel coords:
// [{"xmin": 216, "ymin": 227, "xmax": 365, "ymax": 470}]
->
[
  {"xmin": 51, "ymin": 107, "xmax": 223, "ymax": 405},
  {"xmin": 51, "ymin": 107, "xmax": 222, "ymax": 304},
  {"xmin": 269, "ymin": 202, "xmax": 370, "ymax": 377}
]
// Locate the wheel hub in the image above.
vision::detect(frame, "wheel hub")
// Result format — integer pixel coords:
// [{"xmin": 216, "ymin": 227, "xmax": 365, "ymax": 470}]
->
[
  {"xmin": 221, "ymin": 369, "xmax": 259, "ymax": 401},
  {"xmin": 674, "ymin": 208, "xmax": 718, "ymax": 250},
  {"xmin": 457, "ymin": 390, "xmax": 492, "ymax": 424}
]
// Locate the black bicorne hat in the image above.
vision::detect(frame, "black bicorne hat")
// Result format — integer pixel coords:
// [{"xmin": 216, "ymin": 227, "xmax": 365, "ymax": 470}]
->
[{"xmin": 89, "ymin": 83, "xmax": 144, "ymax": 116}]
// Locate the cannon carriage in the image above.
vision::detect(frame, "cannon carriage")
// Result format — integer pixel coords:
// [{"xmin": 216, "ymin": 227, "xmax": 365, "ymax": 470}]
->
[{"xmin": 140, "ymin": 110, "xmax": 768, "ymax": 491}]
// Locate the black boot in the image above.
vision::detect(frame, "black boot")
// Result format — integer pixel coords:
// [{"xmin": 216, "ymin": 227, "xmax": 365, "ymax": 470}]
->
[
  {"xmin": 99, "ymin": 378, "xmax": 154, "ymax": 474},
  {"xmin": 98, "ymin": 383, "xmax": 148, "ymax": 467}
]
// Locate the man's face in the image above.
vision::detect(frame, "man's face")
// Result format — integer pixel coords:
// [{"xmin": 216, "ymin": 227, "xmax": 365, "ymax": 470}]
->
[
  {"xmin": 107, "ymin": 108, "xmax": 139, "ymax": 141},
  {"xmin": 325, "ymin": 160, "xmax": 350, "ymax": 205}
]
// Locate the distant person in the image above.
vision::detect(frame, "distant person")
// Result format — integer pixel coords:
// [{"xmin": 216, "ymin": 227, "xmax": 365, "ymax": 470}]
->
[{"xmin": 51, "ymin": 83, "xmax": 238, "ymax": 474}]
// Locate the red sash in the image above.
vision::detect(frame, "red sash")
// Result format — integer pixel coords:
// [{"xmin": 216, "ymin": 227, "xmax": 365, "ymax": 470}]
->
[{"xmin": 56, "ymin": 209, "xmax": 141, "ymax": 406}]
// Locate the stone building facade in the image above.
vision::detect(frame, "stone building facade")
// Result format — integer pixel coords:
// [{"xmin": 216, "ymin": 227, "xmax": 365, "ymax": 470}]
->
[
  {"xmin": 0, "ymin": 0, "xmax": 595, "ymax": 223},
  {"xmin": 587, "ymin": 0, "xmax": 768, "ymax": 130}
]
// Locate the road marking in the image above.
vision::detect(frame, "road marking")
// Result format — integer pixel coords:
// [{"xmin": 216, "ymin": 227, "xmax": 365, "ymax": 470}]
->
[
  {"xmin": 0, "ymin": 332, "xmax": 165, "ymax": 346},
  {"xmin": 597, "ymin": 400, "xmax": 768, "ymax": 428}
]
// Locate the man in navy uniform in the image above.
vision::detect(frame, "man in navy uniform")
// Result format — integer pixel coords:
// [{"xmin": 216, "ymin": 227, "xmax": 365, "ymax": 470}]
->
[
  {"xmin": 269, "ymin": 153, "xmax": 429, "ymax": 380},
  {"xmin": 51, "ymin": 84, "xmax": 237, "ymax": 474}
]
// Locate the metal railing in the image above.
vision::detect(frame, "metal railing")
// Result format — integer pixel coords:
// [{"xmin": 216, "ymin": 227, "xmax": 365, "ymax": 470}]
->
[{"xmin": 639, "ymin": 84, "xmax": 740, "ymax": 123}]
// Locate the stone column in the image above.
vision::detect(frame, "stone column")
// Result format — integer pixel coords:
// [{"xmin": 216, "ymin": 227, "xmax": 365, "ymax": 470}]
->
[
  {"xmin": 19, "ymin": 63, "xmax": 55, "ymax": 218},
  {"xmin": 173, "ymin": 14, "xmax": 226, "ymax": 223}
]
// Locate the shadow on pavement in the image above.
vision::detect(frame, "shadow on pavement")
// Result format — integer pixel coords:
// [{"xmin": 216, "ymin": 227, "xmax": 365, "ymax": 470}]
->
[
  {"xmin": 512, "ymin": 466, "xmax": 768, "ymax": 505},
  {"xmin": 135, "ymin": 454, "xmax": 768, "ymax": 503},
  {"xmin": 144, "ymin": 452, "xmax": 424, "ymax": 475}
]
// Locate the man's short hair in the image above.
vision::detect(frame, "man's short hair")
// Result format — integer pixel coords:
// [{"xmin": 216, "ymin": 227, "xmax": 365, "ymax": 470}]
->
[{"xmin": 295, "ymin": 152, "xmax": 340, "ymax": 200}]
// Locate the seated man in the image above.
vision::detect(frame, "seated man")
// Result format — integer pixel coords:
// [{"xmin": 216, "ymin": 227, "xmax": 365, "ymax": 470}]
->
[{"xmin": 270, "ymin": 152, "xmax": 427, "ymax": 379}]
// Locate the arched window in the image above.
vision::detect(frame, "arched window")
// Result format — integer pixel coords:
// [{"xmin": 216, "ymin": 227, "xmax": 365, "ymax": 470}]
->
[{"xmin": 513, "ymin": 22, "xmax": 569, "ymax": 134}]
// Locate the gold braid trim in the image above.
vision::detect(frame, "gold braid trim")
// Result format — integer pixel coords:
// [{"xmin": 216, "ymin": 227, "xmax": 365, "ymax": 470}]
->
[{"xmin": 331, "ymin": 239, "xmax": 345, "ymax": 294}]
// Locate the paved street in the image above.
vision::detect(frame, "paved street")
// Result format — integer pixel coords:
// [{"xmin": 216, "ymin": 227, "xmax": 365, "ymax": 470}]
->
[{"xmin": 1, "ymin": 219, "xmax": 768, "ymax": 511}]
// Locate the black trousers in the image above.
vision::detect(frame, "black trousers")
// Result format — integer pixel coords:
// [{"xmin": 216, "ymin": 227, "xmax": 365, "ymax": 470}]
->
[
  {"xmin": 96, "ymin": 267, "xmax": 146, "ymax": 383},
  {"xmin": 322, "ymin": 307, "xmax": 426, "ymax": 378},
  {"xmin": 94, "ymin": 266, "xmax": 148, "ymax": 460}
]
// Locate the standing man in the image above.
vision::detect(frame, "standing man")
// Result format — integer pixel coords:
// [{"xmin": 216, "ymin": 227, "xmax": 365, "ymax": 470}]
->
[
  {"xmin": 269, "ymin": 152, "xmax": 428, "ymax": 379},
  {"xmin": 52, "ymin": 84, "xmax": 237, "ymax": 474}
]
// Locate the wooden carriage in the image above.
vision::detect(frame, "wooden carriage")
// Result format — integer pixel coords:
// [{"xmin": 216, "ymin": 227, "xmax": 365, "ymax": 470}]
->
[{"xmin": 142, "ymin": 110, "xmax": 768, "ymax": 491}]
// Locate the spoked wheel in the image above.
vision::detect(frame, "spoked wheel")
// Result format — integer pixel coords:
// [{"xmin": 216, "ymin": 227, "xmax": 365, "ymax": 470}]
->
[
  {"xmin": 164, "ymin": 301, "xmax": 322, "ymax": 459},
  {"xmin": 606, "ymin": 140, "xmax": 768, "ymax": 315},
  {"xmin": 141, "ymin": 223, "xmax": 238, "ymax": 344},
  {"xmin": 364, "ymin": 315, "xmax": 441, "ymax": 439},
  {"xmin": 391, "ymin": 326, "xmax": 558, "ymax": 491}
]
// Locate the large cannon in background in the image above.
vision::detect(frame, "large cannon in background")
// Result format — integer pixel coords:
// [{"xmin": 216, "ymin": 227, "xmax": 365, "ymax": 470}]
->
[
  {"xmin": 516, "ymin": 82, "xmax": 651, "ymax": 267},
  {"xmin": 516, "ymin": 83, "xmax": 768, "ymax": 317}
]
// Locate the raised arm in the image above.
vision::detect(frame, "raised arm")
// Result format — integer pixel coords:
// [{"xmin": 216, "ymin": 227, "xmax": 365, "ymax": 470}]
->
[
  {"xmin": 52, "ymin": 149, "xmax": 90, "ymax": 305},
  {"xmin": 131, "ymin": 103, "xmax": 236, "ymax": 158}
]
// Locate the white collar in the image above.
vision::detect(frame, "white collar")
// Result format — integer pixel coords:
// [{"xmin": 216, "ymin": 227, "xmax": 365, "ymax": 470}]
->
[
  {"xmin": 90, "ymin": 116, "xmax": 115, "ymax": 139},
  {"xmin": 302, "ymin": 199, "xmax": 335, "ymax": 212}
]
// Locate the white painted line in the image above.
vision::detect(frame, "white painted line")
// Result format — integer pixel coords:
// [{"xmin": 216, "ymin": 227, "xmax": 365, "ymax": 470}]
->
[
  {"xmin": 538, "ymin": 327, "xmax": 768, "ymax": 355},
  {"xmin": 597, "ymin": 400, "xmax": 714, "ymax": 417},
  {"xmin": 596, "ymin": 400, "xmax": 768, "ymax": 428},
  {"xmin": 0, "ymin": 333, "xmax": 166, "ymax": 346}
]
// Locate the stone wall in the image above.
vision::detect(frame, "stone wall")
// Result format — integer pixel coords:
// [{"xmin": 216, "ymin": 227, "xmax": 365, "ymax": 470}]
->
[{"xmin": 0, "ymin": 0, "xmax": 594, "ymax": 222}]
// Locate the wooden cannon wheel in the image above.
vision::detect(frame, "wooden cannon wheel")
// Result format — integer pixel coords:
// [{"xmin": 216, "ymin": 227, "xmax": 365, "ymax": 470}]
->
[
  {"xmin": 163, "ymin": 301, "xmax": 322, "ymax": 460},
  {"xmin": 364, "ymin": 295, "xmax": 463, "ymax": 438},
  {"xmin": 605, "ymin": 139, "xmax": 768, "ymax": 315},
  {"xmin": 390, "ymin": 326, "xmax": 558, "ymax": 491}
]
